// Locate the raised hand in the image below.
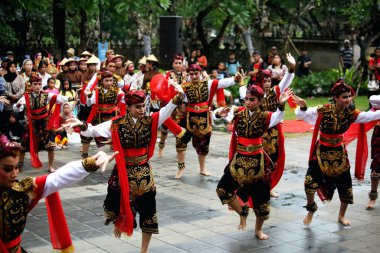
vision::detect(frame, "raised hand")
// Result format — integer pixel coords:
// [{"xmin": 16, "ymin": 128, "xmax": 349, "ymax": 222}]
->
[
  {"xmin": 168, "ymin": 79, "xmax": 184, "ymax": 94},
  {"xmin": 62, "ymin": 117, "xmax": 83, "ymax": 130},
  {"xmin": 234, "ymin": 71, "xmax": 244, "ymax": 84},
  {"xmin": 217, "ymin": 107, "xmax": 231, "ymax": 117},
  {"xmin": 292, "ymin": 94, "xmax": 307, "ymax": 108},
  {"xmin": 279, "ymin": 88, "xmax": 294, "ymax": 105},
  {"xmin": 91, "ymin": 151, "xmax": 119, "ymax": 172},
  {"xmin": 286, "ymin": 53, "xmax": 296, "ymax": 69}
]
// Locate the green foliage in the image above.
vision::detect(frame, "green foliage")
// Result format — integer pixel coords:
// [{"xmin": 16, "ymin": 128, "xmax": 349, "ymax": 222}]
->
[{"xmin": 292, "ymin": 67, "xmax": 369, "ymax": 97}]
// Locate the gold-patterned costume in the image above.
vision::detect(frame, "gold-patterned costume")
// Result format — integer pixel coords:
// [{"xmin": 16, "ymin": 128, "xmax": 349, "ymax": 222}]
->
[
  {"xmin": 21, "ymin": 92, "xmax": 56, "ymax": 152},
  {"xmin": 217, "ymin": 107, "xmax": 272, "ymax": 220},
  {"xmin": 176, "ymin": 80, "xmax": 212, "ymax": 155},
  {"xmin": 305, "ymin": 104, "xmax": 360, "ymax": 203},
  {"xmin": 0, "ymin": 178, "xmax": 36, "ymax": 253},
  {"xmin": 103, "ymin": 113, "xmax": 158, "ymax": 234}
]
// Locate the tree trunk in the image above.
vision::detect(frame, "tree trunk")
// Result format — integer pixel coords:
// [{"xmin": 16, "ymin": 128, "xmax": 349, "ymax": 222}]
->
[
  {"xmin": 53, "ymin": 0, "xmax": 66, "ymax": 59},
  {"xmin": 143, "ymin": 35, "xmax": 151, "ymax": 56},
  {"xmin": 79, "ymin": 8, "xmax": 88, "ymax": 53}
]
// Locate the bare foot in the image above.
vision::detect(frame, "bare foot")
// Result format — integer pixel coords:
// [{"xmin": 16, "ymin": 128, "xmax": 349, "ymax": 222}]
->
[
  {"xmin": 238, "ymin": 215, "xmax": 247, "ymax": 230},
  {"xmin": 255, "ymin": 230, "xmax": 269, "ymax": 240},
  {"xmin": 48, "ymin": 167, "xmax": 56, "ymax": 173},
  {"xmin": 303, "ymin": 212, "xmax": 314, "ymax": 226},
  {"xmin": 175, "ymin": 169, "xmax": 185, "ymax": 179},
  {"xmin": 270, "ymin": 190, "xmax": 279, "ymax": 198},
  {"xmin": 200, "ymin": 170, "xmax": 211, "ymax": 176},
  {"xmin": 366, "ymin": 200, "xmax": 376, "ymax": 210},
  {"xmin": 338, "ymin": 216, "xmax": 350, "ymax": 226},
  {"xmin": 158, "ymin": 148, "xmax": 164, "ymax": 158}
]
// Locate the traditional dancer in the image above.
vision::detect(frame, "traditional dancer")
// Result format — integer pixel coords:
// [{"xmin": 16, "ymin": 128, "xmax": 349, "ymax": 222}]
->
[
  {"xmin": 293, "ymin": 80, "xmax": 380, "ymax": 226},
  {"xmin": 63, "ymin": 88, "xmax": 186, "ymax": 253},
  {"xmin": 13, "ymin": 75, "xmax": 74, "ymax": 172},
  {"xmin": 175, "ymin": 64, "xmax": 242, "ymax": 179},
  {"xmin": 215, "ymin": 85, "xmax": 293, "ymax": 240},
  {"xmin": 158, "ymin": 54, "xmax": 188, "ymax": 157},
  {"xmin": 256, "ymin": 53, "xmax": 295, "ymax": 197},
  {"xmin": 80, "ymin": 71, "xmax": 125, "ymax": 158},
  {"xmin": 0, "ymin": 133, "xmax": 117, "ymax": 253},
  {"xmin": 367, "ymin": 95, "xmax": 380, "ymax": 209}
]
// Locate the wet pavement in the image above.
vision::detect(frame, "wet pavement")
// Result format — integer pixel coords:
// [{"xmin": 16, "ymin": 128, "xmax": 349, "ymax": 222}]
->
[{"xmin": 20, "ymin": 130, "xmax": 380, "ymax": 253}]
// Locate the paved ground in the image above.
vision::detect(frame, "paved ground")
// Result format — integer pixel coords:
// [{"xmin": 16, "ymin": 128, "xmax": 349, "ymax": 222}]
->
[{"xmin": 20, "ymin": 130, "xmax": 380, "ymax": 253}]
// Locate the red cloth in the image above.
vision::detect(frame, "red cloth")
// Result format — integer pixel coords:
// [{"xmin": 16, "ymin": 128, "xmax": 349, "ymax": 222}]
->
[
  {"xmin": 111, "ymin": 112, "xmax": 159, "ymax": 235},
  {"xmin": 150, "ymin": 74, "xmax": 176, "ymax": 102},
  {"xmin": 46, "ymin": 95, "xmax": 61, "ymax": 130},
  {"xmin": 24, "ymin": 93, "xmax": 43, "ymax": 168},
  {"xmin": 270, "ymin": 123, "xmax": 285, "ymax": 188}
]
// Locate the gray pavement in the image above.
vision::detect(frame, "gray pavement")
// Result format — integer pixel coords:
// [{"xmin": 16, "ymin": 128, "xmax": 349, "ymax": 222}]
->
[{"xmin": 20, "ymin": 130, "xmax": 380, "ymax": 253}]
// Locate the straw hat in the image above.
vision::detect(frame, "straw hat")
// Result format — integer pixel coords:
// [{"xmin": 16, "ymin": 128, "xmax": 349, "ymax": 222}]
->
[
  {"xmin": 124, "ymin": 60, "xmax": 133, "ymax": 68},
  {"xmin": 78, "ymin": 58, "xmax": 87, "ymax": 62},
  {"xmin": 146, "ymin": 54, "xmax": 158, "ymax": 62},
  {"xmin": 86, "ymin": 55, "xmax": 100, "ymax": 65},
  {"xmin": 113, "ymin": 54, "xmax": 125, "ymax": 60},
  {"xmin": 65, "ymin": 58, "xmax": 77, "ymax": 65},
  {"xmin": 59, "ymin": 58, "xmax": 68, "ymax": 66},
  {"xmin": 138, "ymin": 56, "xmax": 147, "ymax": 65},
  {"xmin": 80, "ymin": 51, "xmax": 92, "ymax": 57},
  {"xmin": 67, "ymin": 48, "xmax": 75, "ymax": 55}
]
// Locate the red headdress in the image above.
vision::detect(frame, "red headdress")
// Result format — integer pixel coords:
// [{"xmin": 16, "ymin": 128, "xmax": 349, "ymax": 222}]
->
[
  {"xmin": 247, "ymin": 85, "xmax": 264, "ymax": 98},
  {"xmin": 188, "ymin": 64, "xmax": 202, "ymax": 72},
  {"xmin": 331, "ymin": 79, "xmax": 353, "ymax": 95},
  {"xmin": 29, "ymin": 74, "xmax": 42, "ymax": 83},
  {"xmin": 101, "ymin": 70, "xmax": 113, "ymax": 80},
  {"xmin": 105, "ymin": 58, "xmax": 116, "ymax": 66},
  {"xmin": 125, "ymin": 90, "xmax": 146, "ymax": 106},
  {"xmin": 173, "ymin": 54, "xmax": 184, "ymax": 63}
]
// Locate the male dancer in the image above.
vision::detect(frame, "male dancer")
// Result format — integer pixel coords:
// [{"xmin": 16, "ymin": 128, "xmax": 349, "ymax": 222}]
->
[
  {"xmin": 293, "ymin": 80, "xmax": 380, "ymax": 226},
  {"xmin": 175, "ymin": 64, "xmax": 242, "ymax": 178},
  {"xmin": 215, "ymin": 85, "xmax": 293, "ymax": 240},
  {"xmin": 63, "ymin": 88, "xmax": 185, "ymax": 253}
]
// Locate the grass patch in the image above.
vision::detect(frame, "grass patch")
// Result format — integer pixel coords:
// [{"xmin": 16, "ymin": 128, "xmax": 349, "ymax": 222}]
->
[{"xmin": 284, "ymin": 95, "xmax": 369, "ymax": 121}]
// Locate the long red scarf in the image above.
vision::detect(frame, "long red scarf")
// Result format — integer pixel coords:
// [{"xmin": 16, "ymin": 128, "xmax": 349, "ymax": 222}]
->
[{"xmin": 111, "ymin": 112, "xmax": 159, "ymax": 235}]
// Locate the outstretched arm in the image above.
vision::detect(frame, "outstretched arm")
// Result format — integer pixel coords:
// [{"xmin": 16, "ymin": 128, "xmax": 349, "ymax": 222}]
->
[
  {"xmin": 41, "ymin": 151, "xmax": 118, "ymax": 198},
  {"xmin": 293, "ymin": 95, "xmax": 318, "ymax": 125},
  {"xmin": 63, "ymin": 117, "xmax": 112, "ymax": 138}
]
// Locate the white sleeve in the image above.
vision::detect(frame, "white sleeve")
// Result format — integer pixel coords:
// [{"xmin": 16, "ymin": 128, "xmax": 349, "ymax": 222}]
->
[
  {"xmin": 268, "ymin": 109, "xmax": 285, "ymax": 128},
  {"xmin": 239, "ymin": 86, "xmax": 247, "ymax": 99},
  {"xmin": 41, "ymin": 161, "xmax": 89, "ymax": 198},
  {"xmin": 278, "ymin": 72, "xmax": 295, "ymax": 93},
  {"xmin": 81, "ymin": 120, "xmax": 112, "ymax": 138},
  {"xmin": 118, "ymin": 90, "xmax": 125, "ymax": 104},
  {"xmin": 370, "ymin": 95, "xmax": 380, "ymax": 109},
  {"xmin": 13, "ymin": 96, "xmax": 26, "ymax": 112},
  {"xmin": 158, "ymin": 101, "xmax": 177, "ymax": 127},
  {"xmin": 117, "ymin": 79, "xmax": 124, "ymax": 88},
  {"xmin": 49, "ymin": 93, "xmax": 69, "ymax": 104},
  {"xmin": 86, "ymin": 91, "xmax": 96, "ymax": 106},
  {"xmin": 355, "ymin": 110, "xmax": 380, "ymax": 123},
  {"xmin": 295, "ymin": 106, "xmax": 318, "ymax": 125},
  {"xmin": 208, "ymin": 78, "xmax": 235, "ymax": 92}
]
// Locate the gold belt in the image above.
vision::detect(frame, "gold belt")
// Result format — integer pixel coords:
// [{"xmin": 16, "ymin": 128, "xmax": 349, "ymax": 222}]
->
[
  {"xmin": 319, "ymin": 136, "xmax": 343, "ymax": 145},
  {"xmin": 237, "ymin": 144, "xmax": 263, "ymax": 153},
  {"xmin": 125, "ymin": 154, "xmax": 148, "ymax": 164},
  {"xmin": 187, "ymin": 104, "xmax": 209, "ymax": 111}
]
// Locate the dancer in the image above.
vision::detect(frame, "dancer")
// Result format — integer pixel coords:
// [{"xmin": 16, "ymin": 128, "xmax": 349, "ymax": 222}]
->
[
  {"xmin": 175, "ymin": 64, "xmax": 242, "ymax": 179},
  {"xmin": 80, "ymin": 71, "xmax": 125, "ymax": 158},
  {"xmin": 0, "ymin": 133, "xmax": 117, "ymax": 253},
  {"xmin": 13, "ymin": 75, "xmax": 74, "ymax": 172},
  {"xmin": 63, "ymin": 88, "xmax": 185, "ymax": 253},
  {"xmin": 293, "ymin": 80, "xmax": 380, "ymax": 226},
  {"xmin": 215, "ymin": 85, "xmax": 293, "ymax": 240},
  {"xmin": 367, "ymin": 95, "xmax": 380, "ymax": 209}
]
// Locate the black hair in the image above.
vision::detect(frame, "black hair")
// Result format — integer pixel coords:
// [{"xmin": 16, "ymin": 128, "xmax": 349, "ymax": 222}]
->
[
  {"xmin": 60, "ymin": 79, "xmax": 74, "ymax": 96},
  {"xmin": 38, "ymin": 60, "xmax": 48, "ymax": 69}
]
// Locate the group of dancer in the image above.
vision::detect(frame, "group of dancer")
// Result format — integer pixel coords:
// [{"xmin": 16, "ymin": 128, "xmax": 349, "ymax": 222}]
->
[{"xmin": 1, "ymin": 49, "xmax": 380, "ymax": 253}]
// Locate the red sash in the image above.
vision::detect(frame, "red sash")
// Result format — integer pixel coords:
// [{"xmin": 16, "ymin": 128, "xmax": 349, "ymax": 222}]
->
[{"xmin": 24, "ymin": 93, "xmax": 43, "ymax": 168}]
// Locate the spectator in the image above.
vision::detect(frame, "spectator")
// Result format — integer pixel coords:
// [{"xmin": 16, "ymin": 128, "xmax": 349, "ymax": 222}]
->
[
  {"xmin": 225, "ymin": 52, "xmax": 240, "ymax": 76},
  {"xmin": 368, "ymin": 47, "xmax": 380, "ymax": 105},
  {"xmin": 7, "ymin": 111, "xmax": 24, "ymax": 143},
  {"xmin": 5, "ymin": 51, "xmax": 15, "ymax": 62},
  {"xmin": 33, "ymin": 52, "xmax": 42, "ymax": 69},
  {"xmin": 264, "ymin": 46, "xmax": 278, "ymax": 65},
  {"xmin": 267, "ymin": 54, "xmax": 288, "ymax": 86},
  {"xmin": 247, "ymin": 50, "xmax": 267, "ymax": 86},
  {"xmin": 297, "ymin": 48, "xmax": 312, "ymax": 77},
  {"xmin": 196, "ymin": 49, "xmax": 208, "ymax": 69},
  {"xmin": 217, "ymin": 62, "xmax": 229, "ymax": 79},
  {"xmin": 60, "ymin": 79, "xmax": 77, "ymax": 108},
  {"xmin": 340, "ymin": 39, "xmax": 354, "ymax": 75},
  {"xmin": 45, "ymin": 77, "xmax": 59, "ymax": 95},
  {"xmin": 0, "ymin": 58, "xmax": 11, "ymax": 77},
  {"xmin": 188, "ymin": 50, "xmax": 197, "ymax": 67},
  {"xmin": 55, "ymin": 102, "xmax": 75, "ymax": 149},
  {"xmin": 37, "ymin": 60, "xmax": 51, "ymax": 88}
]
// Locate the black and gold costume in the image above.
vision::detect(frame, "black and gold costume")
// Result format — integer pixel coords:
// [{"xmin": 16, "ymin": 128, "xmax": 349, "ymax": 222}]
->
[{"xmin": 217, "ymin": 107, "xmax": 272, "ymax": 220}]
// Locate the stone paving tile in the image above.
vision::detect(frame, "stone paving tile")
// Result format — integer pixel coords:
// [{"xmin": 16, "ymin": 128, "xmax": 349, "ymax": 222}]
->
[
  {"xmin": 336, "ymin": 238, "xmax": 376, "ymax": 251},
  {"xmin": 268, "ymin": 243, "xmax": 305, "ymax": 253}
]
